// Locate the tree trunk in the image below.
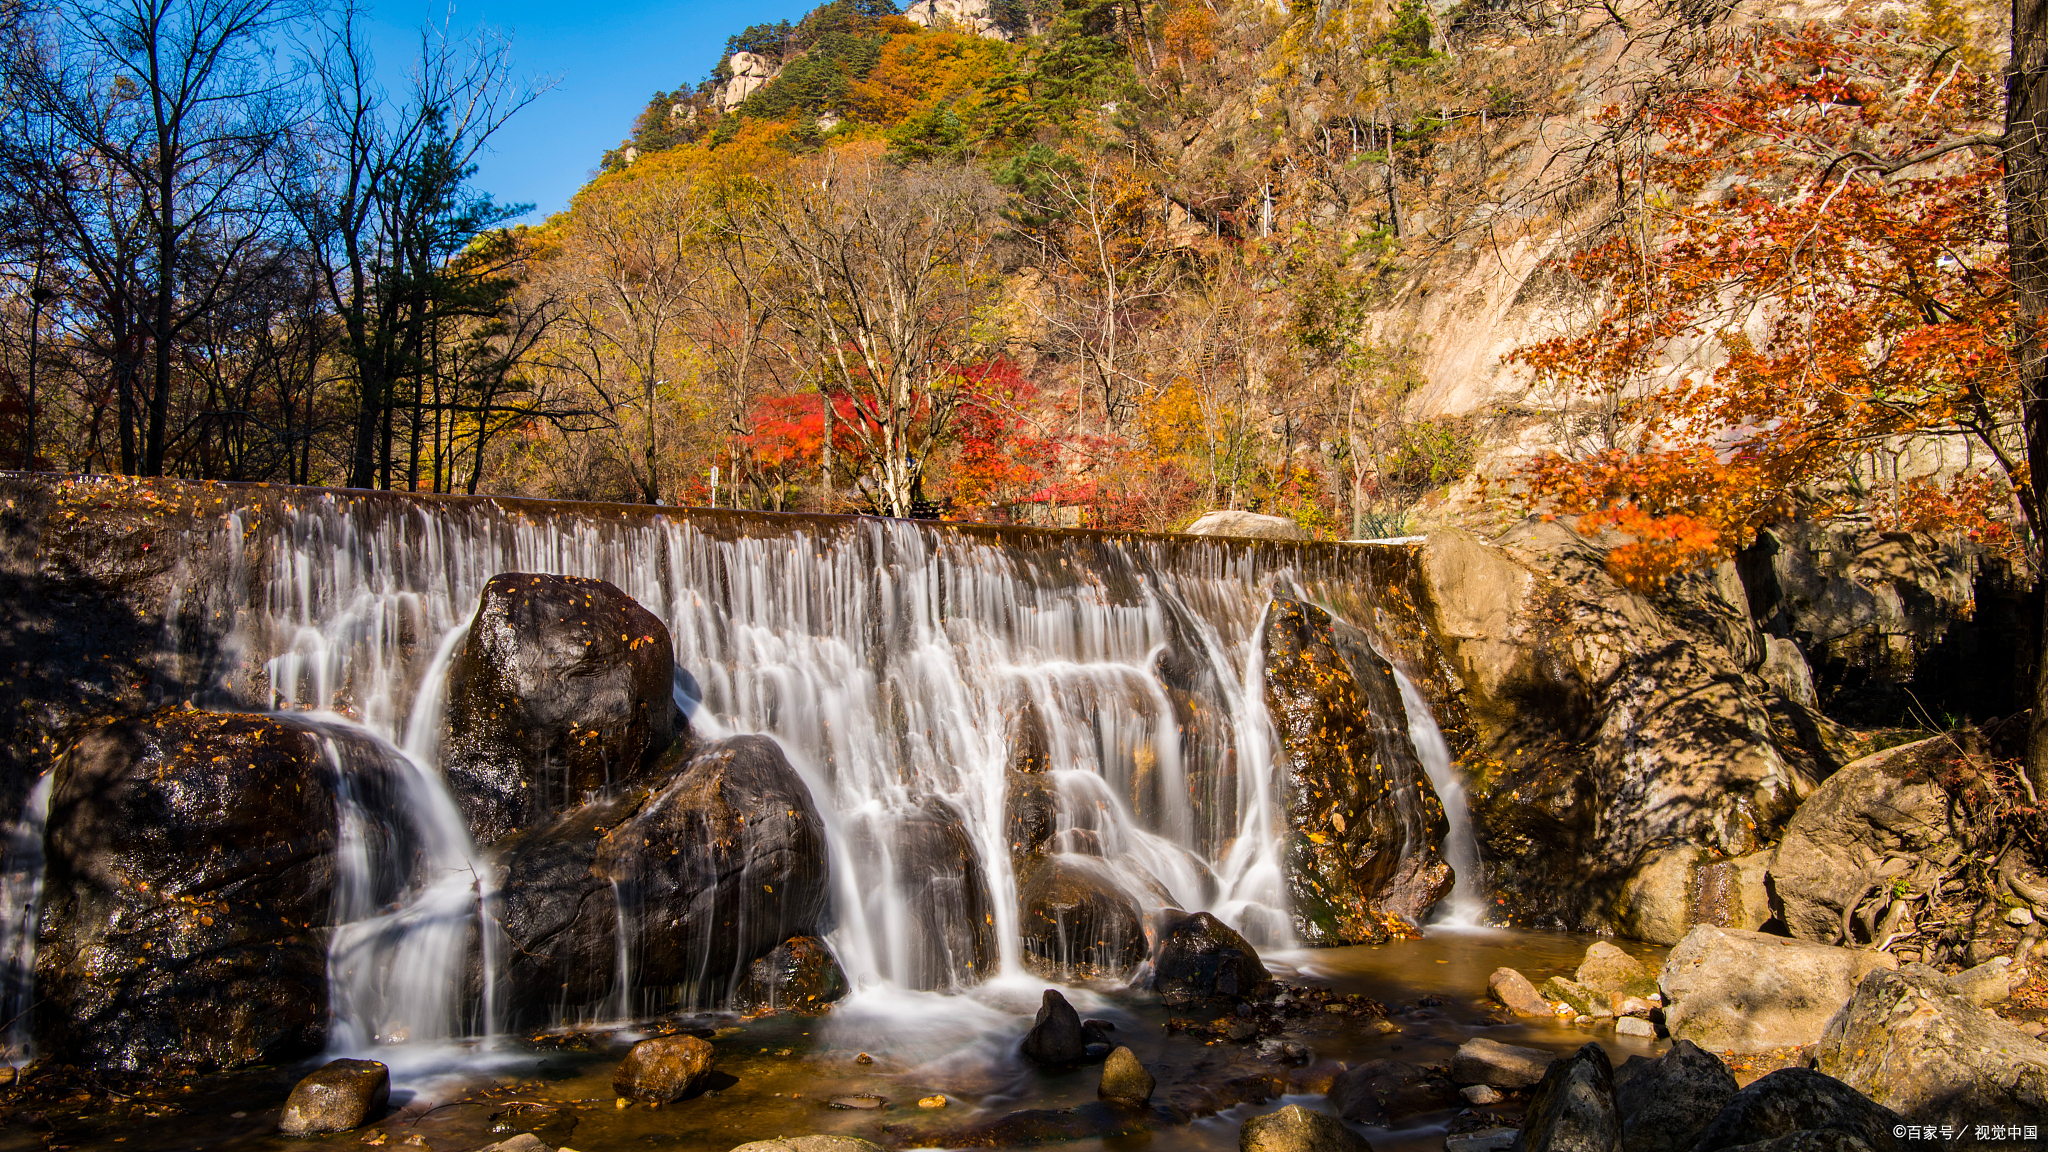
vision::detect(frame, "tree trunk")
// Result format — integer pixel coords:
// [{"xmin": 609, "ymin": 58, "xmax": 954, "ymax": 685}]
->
[{"xmin": 2012, "ymin": 0, "xmax": 2048, "ymax": 798}]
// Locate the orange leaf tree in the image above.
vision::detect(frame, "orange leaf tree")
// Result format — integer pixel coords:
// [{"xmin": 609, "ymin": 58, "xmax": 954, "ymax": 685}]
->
[{"xmin": 1511, "ymin": 19, "xmax": 2017, "ymax": 587}]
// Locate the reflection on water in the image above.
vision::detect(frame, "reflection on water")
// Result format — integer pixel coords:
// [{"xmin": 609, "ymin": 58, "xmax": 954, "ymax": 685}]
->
[{"xmin": 4, "ymin": 928, "xmax": 1677, "ymax": 1152}]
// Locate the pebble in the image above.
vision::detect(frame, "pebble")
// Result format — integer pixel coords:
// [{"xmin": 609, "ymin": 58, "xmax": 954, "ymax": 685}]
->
[
  {"xmin": 829, "ymin": 1094, "xmax": 886, "ymax": 1110},
  {"xmin": 1460, "ymin": 1084, "xmax": 1503, "ymax": 1104},
  {"xmin": 1445, "ymin": 1128, "xmax": 1518, "ymax": 1152},
  {"xmin": 1616, "ymin": 1016, "xmax": 1657, "ymax": 1038},
  {"xmin": 2008, "ymin": 907, "xmax": 2036, "ymax": 926},
  {"xmin": 1370, "ymin": 1019, "xmax": 1401, "ymax": 1035},
  {"xmin": 918, "ymin": 1095, "xmax": 946, "ymax": 1108},
  {"xmin": 854, "ymin": 1052, "xmax": 874, "ymax": 1065}
]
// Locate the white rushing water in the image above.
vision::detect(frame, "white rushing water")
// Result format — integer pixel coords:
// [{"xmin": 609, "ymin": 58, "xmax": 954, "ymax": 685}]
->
[
  {"xmin": 0, "ymin": 773, "xmax": 51, "ymax": 1065},
  {"xmin": 1391, "ymin": 666, "xmax": 1488, "ymax": 926},
  {"xmin": 110, "ymin": 490, "xmax": 1483, "ymax": 1051}
]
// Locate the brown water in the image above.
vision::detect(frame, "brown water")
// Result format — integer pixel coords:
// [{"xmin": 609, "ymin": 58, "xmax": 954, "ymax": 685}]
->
[{"xmin": 0, "ymin": 928, "xmax": 1669, "ymax": 1152}]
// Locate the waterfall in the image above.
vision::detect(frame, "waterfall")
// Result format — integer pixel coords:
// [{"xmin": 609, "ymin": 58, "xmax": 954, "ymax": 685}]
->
[
  {"xmin": 0, "ymin": 773, "xmax": 51, "ymax": 1065},
  {"xmin": 120, "ymin": 487, "xmax": 1454, "ymax": 1038},
  {"xmin": 1391, "ymin": 666, "xmax": 1488, "ymax": 926}
]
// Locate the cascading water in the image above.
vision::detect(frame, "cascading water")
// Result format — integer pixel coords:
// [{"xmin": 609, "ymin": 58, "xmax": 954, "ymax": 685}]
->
[
  {"xmin": 0, "ymin": 772, "xmax": 51, "ymax": 1065},
  {"xmin": 121, "ymin": 487, "xmax": 1486, "ymax": 1050},
  {"xmin": 1391, "ymin": 666, "xmax": 1488, "ymax": 926}
]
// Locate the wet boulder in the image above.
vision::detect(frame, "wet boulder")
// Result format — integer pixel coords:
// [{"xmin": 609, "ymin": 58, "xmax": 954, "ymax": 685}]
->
[
  {"xmin": 1489, "ymin": 967, "xmax": 1553, "ymax": 1016},
  {"xmin": 442, "ymin": 573, "xmax": 676, "ymax": 845},
  {"xmin": 496, "ymin": 735, "xmax": 830, "ymax": 1026},
  {"xmin": 1658, "ymin": 926, "xmax": 1895, "ymax": 1053},
  {"xmin": 1768, "ymin": 739, "xmax": 1951, "ymax": 945},
  {"xmin": 1814, "ymin": 963, "xmax": 2048, "ymax": 1131},
  {"xmin": 278, "ymin": 1058, "xmax": 390, "ymax": 1134},
  {"xmin": 1512, "ymin": 1044, "xmax": 1619, "ymax": 1152},
  {"xmin": 1264, "ymin": 595, "xmax": 1450, "ymax": 943},
  {"xmin": 1575, "ymin": 942, "xmax": 1658, "ymax": 1004},
  {"xmin": 1238, "ymin": 1103, "xmax": 1373, "ymax": 1152},
  {"xmin": 1612, "ymin": 1040, "xmax": 1737, "ymax": 1152},
  {"xmin": 615, "ymin": 1033, "xmax": 715, "ymax": 1102},
  {"xmin": 35, "ymin": 710, "xmax": 404, "ymax": 1070},
  {"xmin": 863, "ymin": 797, "xmax": 998, "ymax": 990},
  {"xmin": 732, "ymin": 935, "xmax": 847, "ymax": 1015},
  {"xmin": 1020, "ymin": 856, "xmax": 1147, "ymax": 980},
  {"xmin": 1686, "ymin": 1069, "xmax": 1902, "ymax": 1152},
  {"xmin": 1153, "ymin": 912, "xmax": 1269, "ymax": 1002},
  {"xmin": 1020, "ymin": 988, "xmax": 1110, "ymax": 1065},
  {"xmin": 1328, "ymin": 1058, "xmax": 1458, "ymax": 1124}
]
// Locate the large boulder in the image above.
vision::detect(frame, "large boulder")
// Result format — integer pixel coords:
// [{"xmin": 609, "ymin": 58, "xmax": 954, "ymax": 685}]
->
[
  {"xmin": 1413, "ymin": 524, "xmax": 1815, "ymax": 938},
  {"xmin": 1451, "ymin": 1037, "xmax": 1556, "ymax": 1088},
  {"xmin": 1814, "ymin": 963, "xmax": 2048, "ymax": 1130},
  {"xmin": 1658, "ymin": 926, "xmax": 1896, "ymax": 1053},
  {"xmin": 862, "ymin": 797, "xmax": 999, "ymax": 991},
  {"xmin": 34, "ymin": 710, "xmax": 404, "ymax": 1070},
  {"xmin": 278, "ymin": 1058, "xmax": 390, "ymax": 1135},
  {"xmin": 1511, "ymin": 1043, "xmax": 1620, "ymax": 1152},
  {"xmin": 1154, "ymin": 911, "xmax": 1269, "ymax": 1001},
  {"xmin": 441, "ymin": 573, "xmax": 676, "ymax": 845},
  {"xmin": 1768, "ymin": 739, "xmax": 1953, "ymax": 945},
  {"xmin": 1612, "ymin": 1040, "xmax": 1738, "ymax": 1152},
  {"xmin": 495, "ymin": 735, "xmax": 830, "ymax": 1025},
  {"xmin": 1264, "ymin": 595, "xmax": 1450, "ymax": 942},
  {"xmin": 1187, "ymin": 510, "xmax": 1311, "ymax": 541},
  {"xmin": 1686, "ymin": 1069, "xmax": 1902, "ymax": 1152},
  {"xmin": 1020, "ymin": 856, "xmax": 1147, "ymax": 980},
  {"xmin": 731, "ymin": 935, "xmax": 847, "ymax": 1015}
]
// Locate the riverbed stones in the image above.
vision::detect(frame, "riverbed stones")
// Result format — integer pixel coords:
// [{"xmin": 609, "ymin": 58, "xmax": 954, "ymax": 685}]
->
[
  {"xmin": 728, "ymin": 1140, "xmax": 886, "ymax": 1152},
  {"xmin": 1577, "ymin": 942, "xmax": 1658, "ymax": 1002},
  {"xmin": 1328, "ymin": 1058, "xmax": 1457, "ymax": 1123},
  {"xmin": 1611, "ymin": 1040, "xmax": 1737, "ymax": 1152},
  {"xmin": 1264, "ymin": 595, "xmax": 1451, "ymax": 942},
  {"xmin": 729, "ymin": 1131, "xmax": 888, "ymax": 1139},
  {"xmin": 442, "ymin": 573, "xmax": 676, "ymax": 845},
  {"xmin": 277, "ymin": 1058, "xmax": 390, "ymax": 1134},
  {"xmin": 1020, "ymin": 857, "xmax": 1147, "ymax": 980},
  {"xmin": 1541, "ymin": 976, "xmax": 1612, "ymax": 1018},
  {"xmin": 732, "ymin": 935, "xmax": 848, "ymax": 1015},
  {"xmin": 1685, "ymin": 1069, "xmax": 1902, "ymax": 1152},
  {"xmin": 1768, "ymin": 738, "xmax": 1950, "ymax": 945},
  {"xmin": 1512, "ymin": 1043, "xmax": 1618, "ymax": 1152},
  {"xmin": 614, "ymin": 1034, "xmax": 715, "ymax": 1102},
  {"xmin": 1953, "ymin": 955, "xmax": 2020, "ymax": 1006},
  {"xmin": 1098, "ymin": 1046, "xmax": 1154, "ymax": 1105},
  {"xmin": 1238, "ymin": 1103, "xmax": 1372, "ymax": 1152},
  {"xmin": 1154, "ymin": 911, "xmax": 1270, "ymax": 1001},
  {"xmin": 1658, "ymin": 926, "xmax": 1896, "ymax": 1053},
  {"xmin": 1490, "ymin": 967, "xmax": 1552, "ymax": 1016},
  {"xmin": 1451, "ymin": 1037, "xmax": 1554, "ymax": 1088},
  {"xmin": 35, "ymin": 710, "xmax": 396, "ymax": 1070},
  {"xmin": 1814, "ymin": 963, "xmax": 2048, "ymax": 1130}
]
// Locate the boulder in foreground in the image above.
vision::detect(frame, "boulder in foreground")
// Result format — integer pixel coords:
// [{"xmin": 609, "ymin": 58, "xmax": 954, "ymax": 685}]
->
[
  {"xmin": 1239, "ymin": 1103, "xmax": 1373, "ymax": 1152},
  {"xmin": 1451, "ymin": 1037, "xmax": 1554, "ymax": 1088},
  {"xmin": 1658, "ymin": 926, "xmax": 1895, "ymax": 1053},
  {"xmin": 1511, "ymin": 1043, "xmax": 1617, "ymax": 1152},
  {"xmin": 1154, "ymin": 911, "xmax": 1269, "ymax": 1001},
  {"xmin": 614, "ymin": 1034, "xmax": 715, "ymax": 1103},
  {"xmin": 1686, "ymin": 1069, "xmax": 1902, "ymax": 1152},
  {"xmin": 278, "ymin": 1057, "xmax": 390, "ymax": 1135},
  {"xmin": 1611, "ymin": 1040, "xmax": 1738, "ymax": 1152}
]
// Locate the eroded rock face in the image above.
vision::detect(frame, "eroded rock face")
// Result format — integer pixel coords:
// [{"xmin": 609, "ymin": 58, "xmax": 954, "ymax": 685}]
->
[
  {"xmin": 1814, "ymin": 963, "xmax": 2048, "ymax": 1131},
  {"xmin": 1154, "ymin": 912, "xmax": 1268, "ymax": 1001},
  {"xmin": 1264, "ymin": 595, "xmax": 1450, "ymax": 943},
  {"xmin": 442, "ymin": 573, "xmax": 676, "ymax": 846},
  {"xmin": 1019, "ymin": 856, "xmax": 1147, "ymax": 980},
  {"xmin": 1769, "ymin": 739, "xmax": 1952, "ymax": 945},
  {"xmin": 1659, "ymin": 926, "xmax": 1896, "ymax": 1054},
  {"xmin": 35, "ymin": 710, "xmax": 402, "ymax": 1070},
  {"xmin": 1415, "ymin": 524, "xmax": 1816, "ymax": 940},
  {"xmin": 495, "ymin": 735, "xmax": 830, "ymax": 1025}
]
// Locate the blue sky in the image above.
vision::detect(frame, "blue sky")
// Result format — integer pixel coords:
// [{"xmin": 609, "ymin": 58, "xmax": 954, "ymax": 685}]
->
[{"xmin": 363, "ymin": 0, "xmax": 820, "ymax": 222}]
